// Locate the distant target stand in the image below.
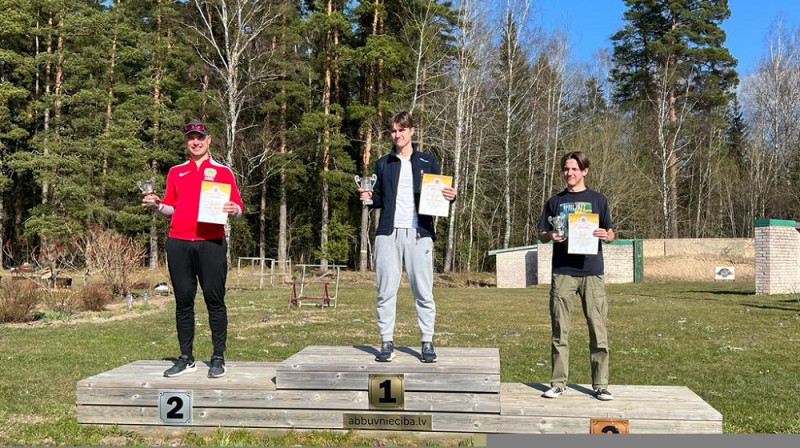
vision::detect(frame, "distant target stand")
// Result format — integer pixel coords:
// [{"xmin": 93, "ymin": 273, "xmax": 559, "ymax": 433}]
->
[{"xmin": 715, "ymin": 266, "xmax": 735, "ymax": 281}]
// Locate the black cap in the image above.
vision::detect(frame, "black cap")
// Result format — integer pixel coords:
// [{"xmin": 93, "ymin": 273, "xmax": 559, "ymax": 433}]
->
[{"xmin": 183, "ymin": 119, "xmax": 210, "ymax": 136}]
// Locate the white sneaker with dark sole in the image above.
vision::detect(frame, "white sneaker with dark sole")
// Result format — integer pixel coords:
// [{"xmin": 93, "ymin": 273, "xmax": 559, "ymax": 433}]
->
[
  {"xmin": 542, "ymin": 386, "xmax": 567, "ymax": 398},
  {"xmin": 594, "ymin": 388, "xmax": 614, "ymax": 401}
]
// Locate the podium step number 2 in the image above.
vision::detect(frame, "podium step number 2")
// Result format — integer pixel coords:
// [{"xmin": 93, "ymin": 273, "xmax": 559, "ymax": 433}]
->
[{"xmin": 159, "ymin": 391, "xmax": 192, "ymax": 425}]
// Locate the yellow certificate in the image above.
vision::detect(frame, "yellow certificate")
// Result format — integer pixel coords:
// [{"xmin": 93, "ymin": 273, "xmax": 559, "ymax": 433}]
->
[
  {"xmin": 567, "ymin": 213, "xmax": 599, "ymax": 255},
  {"xmin": 197, "ymin": 181, "xmax": 231, "ymax": 224},
  {"xmin": 418, "ymin": 173, "xmax": 452, "ymax": 217}
]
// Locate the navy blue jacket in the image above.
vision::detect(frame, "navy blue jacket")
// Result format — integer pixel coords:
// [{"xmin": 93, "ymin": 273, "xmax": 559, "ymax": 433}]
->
[{"xmin": 369, "ymin": 144, "xmax": 441, "ymax": 240}]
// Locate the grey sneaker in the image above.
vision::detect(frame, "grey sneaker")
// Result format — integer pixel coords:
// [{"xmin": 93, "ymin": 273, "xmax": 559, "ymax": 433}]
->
[
  {"xmin": 542, "ymin": 386, "xmax": 567, "ymax": 398},
  {"xmin": 164, "ymin": 355, "xmax": 197, "ymax": 377},
  {"xmin": 420, "ymin": 341, "xmax": 437, "ymax": 363},
  {"xmin": 594, "ymin": 388, "xmax": 613, "ymax": 401},
  {"xmin": 208, "ymin": 355, "xmax": 227, "ymax": 378},
  {"xmin": 375, "ymin": 341, "xmax": 395, "ymax": 362}
]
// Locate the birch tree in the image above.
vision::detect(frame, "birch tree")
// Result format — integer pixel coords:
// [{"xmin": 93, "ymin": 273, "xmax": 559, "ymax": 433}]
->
[
  {"xmin": 184, "ymin": 0, "xmax": 283, "ymax": 169},
  {"xmin": 442, "ymin": 0, "xmax": 490, "ymax": 271},
  {"xmin": 495, "ymin": 0, "xmax": 533, "ymax": 249},
  {"xmin": 182, "ymin": 0, "xmax": 283, "ymax": 263},
  {"xmin": 741, "ymin": 23, "xmax": 800, "ymax": 223}
]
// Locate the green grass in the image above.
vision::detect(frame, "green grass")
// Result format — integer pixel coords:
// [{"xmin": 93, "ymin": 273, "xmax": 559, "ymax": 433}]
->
[{"xmin": 0, "ymin": 279, "xmax": 798, "ymax": 444}]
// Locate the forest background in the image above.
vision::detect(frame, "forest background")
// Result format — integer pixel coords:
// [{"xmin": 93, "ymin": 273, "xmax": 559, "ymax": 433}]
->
[{"xmin": 1, "ymin": 0, "xmax": 798, "ymax": 275}]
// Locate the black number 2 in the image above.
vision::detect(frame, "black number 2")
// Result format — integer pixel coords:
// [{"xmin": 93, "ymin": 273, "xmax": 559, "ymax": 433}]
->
[
  {"xmin": 166, "ymin": 396, "xmax": 184, "ymax": 419},
  {"xmin": 378, "ymin": 379, "xmax": 397, "ymax": 403}
]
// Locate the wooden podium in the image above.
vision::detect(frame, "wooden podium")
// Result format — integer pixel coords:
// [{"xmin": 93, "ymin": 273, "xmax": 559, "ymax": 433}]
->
[{"xmin": 76, "ymin": 345, "xmax": 722, "ymax": 434}]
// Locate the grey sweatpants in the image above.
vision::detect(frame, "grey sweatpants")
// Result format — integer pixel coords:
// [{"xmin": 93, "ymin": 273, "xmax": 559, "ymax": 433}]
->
[{"xmin": 375, "ymin": 228, "xmax": 436, "ymax": 343}]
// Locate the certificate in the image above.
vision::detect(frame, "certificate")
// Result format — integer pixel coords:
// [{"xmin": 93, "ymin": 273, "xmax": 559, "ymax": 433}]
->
[
  {"xmin": 418, "ymin": 173, "xmax": 452, "ymax": 217},
  {"xmin": 197, "ymin": 181, "xmax": 231, "ymax": 224},
  {"xmin": 567, "ymin": 213, "xmax": 599, "ymax": 255}
]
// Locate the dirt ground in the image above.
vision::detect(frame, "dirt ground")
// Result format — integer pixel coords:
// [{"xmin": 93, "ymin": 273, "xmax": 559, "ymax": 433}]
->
[
  {"xmin": 4, "ymin": 255, "xmax": 753, "ymax": 329},
  {"xmin": 342, "ymin": 254, "xmax": 754, "ymax": 286},
  {"xmin": 644, "ymin": 255, "xmax": 754, "ymax": 282}
]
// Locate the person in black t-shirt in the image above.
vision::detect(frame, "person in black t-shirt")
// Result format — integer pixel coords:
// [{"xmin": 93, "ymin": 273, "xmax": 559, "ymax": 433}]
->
[{"xmin": 537, "ymin": 151, "xmax": 615, "ymax": 401}]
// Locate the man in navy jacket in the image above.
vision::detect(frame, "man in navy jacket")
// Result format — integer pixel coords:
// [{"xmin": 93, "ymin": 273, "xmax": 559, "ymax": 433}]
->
[{"xmin": 359, "ymin": 111, "xmax": 456, "ymax": 363}]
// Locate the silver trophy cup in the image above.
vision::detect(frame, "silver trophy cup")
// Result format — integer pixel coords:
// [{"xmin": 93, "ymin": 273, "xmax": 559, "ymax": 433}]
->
[
  {"xmin": 137, "ymin": 177, "xmax": 156, "ymax": 204},
  {"xmin": 548, "ymin": 215, "xmax": 566, "ymax": 238},
  {"xmin": 355, "ymin": 174, "xmax": 378, "ymax": 206}
]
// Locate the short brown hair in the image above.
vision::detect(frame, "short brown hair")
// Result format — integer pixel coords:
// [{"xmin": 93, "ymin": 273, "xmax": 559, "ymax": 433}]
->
[
  {"xmin": 390, "ymin": 111, "xmax": 414, "ymax": 129},
  {"xmin": 560, "ymin": 151, "xmax": 590, "ymax": 171}
]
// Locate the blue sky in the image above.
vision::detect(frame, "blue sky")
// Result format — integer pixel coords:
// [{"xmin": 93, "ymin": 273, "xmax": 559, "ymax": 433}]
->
[{"xmin": 536, "ymin": 0, "xmax": 800, "ymax": 76}]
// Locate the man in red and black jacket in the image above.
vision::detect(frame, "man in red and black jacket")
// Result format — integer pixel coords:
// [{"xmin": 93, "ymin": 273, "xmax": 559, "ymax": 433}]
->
[{"xmin": 143, "ymin": 120, "xmax": 244, "ymax": 379}]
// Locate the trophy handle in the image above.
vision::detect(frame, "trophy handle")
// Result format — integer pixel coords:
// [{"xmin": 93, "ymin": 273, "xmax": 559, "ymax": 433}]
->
[{"xmin": 354, "ymin": 175, "xmax": 362, "ymax": 189}]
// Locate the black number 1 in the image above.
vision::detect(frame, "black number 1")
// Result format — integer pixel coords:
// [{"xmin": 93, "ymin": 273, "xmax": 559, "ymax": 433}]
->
[
  {"xmin": 166, "ymin": 396, "xmax": 184, "ymax": 419},
  {"xmin": 378, "ymin": 379, "xmax": 397, "ymax": 403}
]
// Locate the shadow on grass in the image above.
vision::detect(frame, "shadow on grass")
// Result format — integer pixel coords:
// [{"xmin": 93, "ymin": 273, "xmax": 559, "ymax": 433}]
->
[
  {"xmin": 688, "ymin": 290, "xmax": 754, "ymax": 296},
  {"xmin": 739, "ymin": 302, "xmax": 800, "ymax": 312}
]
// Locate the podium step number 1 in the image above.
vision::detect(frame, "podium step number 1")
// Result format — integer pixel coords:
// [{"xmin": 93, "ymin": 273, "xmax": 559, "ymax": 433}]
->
[{"xmin": 368, "ymin": 374, "xmax": 405, "ymax": 409}]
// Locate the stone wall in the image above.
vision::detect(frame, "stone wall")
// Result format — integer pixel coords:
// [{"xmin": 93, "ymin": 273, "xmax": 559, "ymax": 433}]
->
[
  {"xmin": 489, "ymin": 242, "xmax": 635, "ymax": 288},
  {"xmin": 754, "ymin": 219, "xmax": 800, "ymax": 295},
  {"xmin": 488, "ymin": 246, "xmax": 538, "ymax": 288},
  {"xmin": 488, "ymin": 231, "xmax": 793, "ymax": 292},
  {"xmin": 604, "ymin": 244, "xmax": 635, "ymax": 283}
]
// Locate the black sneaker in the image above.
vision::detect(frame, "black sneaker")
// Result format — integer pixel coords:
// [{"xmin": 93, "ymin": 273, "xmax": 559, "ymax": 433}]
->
[
  {"xmin": 420, "ymin": 341, "xmax": 437, "ymax": 363},
  {"xmin": 163, "ymin": 355, "xmax": 197, "ymax": 377},
  {"xmin": 594, "ymin": 388, "xmax": 613, "ymax": 401},
  {"xmin": 208, "ymin": 355, "xmax": 227, "ymax": 378},
  {"xmin": 375, "ymin": 341, "xmax": 395, "ymax": 362}
]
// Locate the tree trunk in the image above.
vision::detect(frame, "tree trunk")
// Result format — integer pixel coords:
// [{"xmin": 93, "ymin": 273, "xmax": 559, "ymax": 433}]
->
[
  {"xmin": 445, "ymin": 9, "xmax": 474, "ymax": 271},
  {"xmin": 278, "ymin": 86, "xmax": 288, "ymax": 269},
  {"xmin": 105, "ymin": 1, "xmax": 120, "ymax": 134},
  {"xmin": 150, "ymin": 159, "xmax": 159, "ymax": 269},
  {"xmin": 277, "ymin": 16, "xmax": 289, "ymax": 270},
  {"xmin": 42, "ymin": 11, "xmax": 53, "ymax": 205},
  {"xmin": 319, "ymin": 0, "xmax": 334, "ymax": 271},
  {"xmin": 147, "ymin": 0, "xmax": 164, "ymax": 270},
  {"xmin": 417, "ymin": 63, "xmax": 426, "ymax": 152},
  {"xmin": 502, "ymin": 62, "xmax": 513, "ymax": 249},
  {"xmin": 103, "ymin": 0, "xmax": 121, "ymax": 183},
  {"xmin": 668, "ymin": 84, "xmax": 678, "ymax": 237},
  {"xmin": 260, "ymin": 112, "xmax": 271, "ymax": 263},
  {"xmin": 357, "ymin": 1, "xmax": 380, "ymax": 272}
]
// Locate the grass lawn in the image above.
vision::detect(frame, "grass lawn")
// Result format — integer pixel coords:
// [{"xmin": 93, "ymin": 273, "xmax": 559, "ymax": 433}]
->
[{"xmin": 1, "ymin": 278, "xmax": 799, "ymax": 445}]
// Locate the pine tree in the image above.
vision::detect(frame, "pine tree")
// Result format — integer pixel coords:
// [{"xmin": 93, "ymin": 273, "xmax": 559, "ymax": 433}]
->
[{"xmin": 610, "ymin": 0, "xmax": 738, "ymax": 237}]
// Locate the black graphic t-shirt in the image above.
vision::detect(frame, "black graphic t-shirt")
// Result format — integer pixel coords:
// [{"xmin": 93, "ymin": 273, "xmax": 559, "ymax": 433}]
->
[{"xmin": 537, "ymin": 188, "xmax": 613, "ymax": 276}]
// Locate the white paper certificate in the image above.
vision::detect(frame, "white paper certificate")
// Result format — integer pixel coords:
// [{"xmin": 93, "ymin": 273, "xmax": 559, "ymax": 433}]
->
[
  {"xmin": 567, "ymin": 213, "xmax": 599, "ymax": 255},
  {"xmin": 197, "ymin": 181, "xmax": 231, "ymax": 224},
  {"xmin": 418, "ymin": 173, "xmax": 452, "ymax": 217}
]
